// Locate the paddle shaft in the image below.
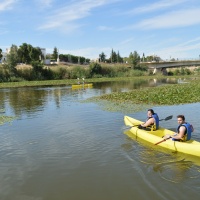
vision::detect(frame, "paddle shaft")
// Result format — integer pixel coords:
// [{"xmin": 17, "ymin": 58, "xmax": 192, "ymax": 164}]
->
[{"xmin": 154, "ymin": 136, "xmax": 171, "ymax": 145}]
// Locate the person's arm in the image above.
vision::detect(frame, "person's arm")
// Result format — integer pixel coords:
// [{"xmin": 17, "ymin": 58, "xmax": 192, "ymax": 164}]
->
[
  {"xmin": 171, "ymin": 126, "xmax": 185, "ymax": 140},
  {"xmin": 141, "ymin": 118, "xmax": 154, "ymax": 127}
]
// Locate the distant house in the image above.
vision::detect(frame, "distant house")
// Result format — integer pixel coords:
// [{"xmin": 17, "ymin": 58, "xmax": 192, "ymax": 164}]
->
[
  {"xmin": 0, "ymin": 51, "xmax": 7, "ymax": 63},
  {"xmin": 40, "ymin": 48, "xmax": 46, "ymax": 59},
  {"xmin": 90, "ymin": 58, "xmax": 99, "ymax": 63}
]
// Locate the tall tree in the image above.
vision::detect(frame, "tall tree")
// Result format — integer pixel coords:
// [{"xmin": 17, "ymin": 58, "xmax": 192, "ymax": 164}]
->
[
  {"xmin": 117, "ymin": 51, "xmax": 123, "ymax": 63},
  {"xmin": 6, "ymin": 44, "xmax": 18, "ymax": 75},
  {"xmin": 0, "ymin": 48, "xmax": 2, "ymax": 60},
  {"xmin": 52, "ymin": 47, "xmax": 58, "ymax": 60},
  {"xmin": 18, "ymin": 43, "xmax": 43, "ymax": 63},
  {"xmin": 18, "ymin": 43, "xmax": 32, "ymax": 64},
  {"xmin": 30, "ymin": 47, "xmax": 43, "ymax": 61},
  {"xmin": 129, "ymin": 51, "xmax": 140, "ymax": 69},
  {"xmin": 99, "ymin": 52, "xmax": 106, "ymax": 62},
  {"xmin": 110, "ymin": 49, "xmax": 117, "ymax": 63}
]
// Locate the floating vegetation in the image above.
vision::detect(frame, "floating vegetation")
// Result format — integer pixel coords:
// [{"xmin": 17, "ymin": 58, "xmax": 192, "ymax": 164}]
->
[
  {"xmin": 0, "ymin": 109, "xmax": 16, "ymax": 125},
  {"xmin": 0, "ymin": 115, "xmax": 15, "ymax": 125},
  {"xmin": 87, "ymin": 79, "xmax": 200, "ymax": 108}
]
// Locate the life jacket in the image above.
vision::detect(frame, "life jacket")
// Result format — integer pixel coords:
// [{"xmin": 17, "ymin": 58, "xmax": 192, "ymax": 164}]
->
[
  {"xmin": 152, "ymin": 113, "xmax": 159, "ymax": 130},
  {"xmin": 177, "ymin": 123, "xmax": 192, "ymax": 141},
  {"xmin": 147, "ymin": 113, "xmax": 159, "ymax": 131}
]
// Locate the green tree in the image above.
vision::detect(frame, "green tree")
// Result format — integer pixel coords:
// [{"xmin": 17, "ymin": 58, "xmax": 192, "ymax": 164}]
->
[
  {"xmin": 46, "ymin": 53, "xmax": 51, "ymax": 59},
  {"xmin": 0, "ymin": 48, "xmax": 2, "ymax": 60},
  {"xmin": 129, "ymin": 51, "xmax": 140, "ymax": 69},
  {"xmin": 89, "ymin": 63, "xmax": 102, "ymax": 76},
  {"xmin": 110, "ymin": 49, "xmax": 118, "ymax": 63},
  {"xmin": 142, "ymin": 53, "xmax": 145, "ymax": 62},
  {"xmin": 6, "ymin": 44, "xmax": 18, "ymax": 76},
  {"xmin": 29, "ymin": 47, "xmax": 43, "ymax": 62},
  {"xmin": 146, "ymin": 55, "xmax": 154, "ymax": 62},
  {"xmin": 18, "ymin": 43, "xmax": 32, "ymax": 64},
  {"xmin": 117, "ymin": 51, "xmax": 123, "ymax": 63},
  {"xmin": 18, "ymin": 43, "xmax": 43, "ymax": 63},
  {"xmin": 99, "ymin": 52, "xmax": 106, "ymax": 62},
  {"xmin": 52, "ymin": 47, "xmax": 58, "ymax": 60}
]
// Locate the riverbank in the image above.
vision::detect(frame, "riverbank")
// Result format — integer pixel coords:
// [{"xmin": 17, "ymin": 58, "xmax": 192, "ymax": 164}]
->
[
  {"xmin": 0, "ymin": 76, "xmax": 157, "ymax": 88},
  {"xmin": 0, "ymin": 75, "xmax": 196, "ymax": 88}
]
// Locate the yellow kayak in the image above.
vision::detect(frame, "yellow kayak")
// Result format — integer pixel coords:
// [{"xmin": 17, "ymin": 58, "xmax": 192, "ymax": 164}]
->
[
  {"xmin": 124, "ymin": 116, "xmax": 200, "ymax": 157},
  {"xmin": 72, "ymin": 83, "xmax": 93, "ymax": 89}
]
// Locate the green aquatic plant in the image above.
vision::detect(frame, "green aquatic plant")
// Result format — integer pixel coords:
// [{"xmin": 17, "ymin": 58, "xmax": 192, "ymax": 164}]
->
[
  {"xmin": 0, "ymin": 115, "xmax": 15, "ymax": 125},
  {"xmin": 0, "ymin": 109, "xmax": 16, "ymax": 125},
  {"xmin": 92, "ymin": 79, "xmax": 200, "ymax": 106}
]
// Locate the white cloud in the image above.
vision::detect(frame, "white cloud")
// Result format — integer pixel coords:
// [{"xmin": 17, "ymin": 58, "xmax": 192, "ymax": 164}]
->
[
  {"xmin": 0, "ymin": 0, "xmax": 17, "ymax": 11},
  {"xmin": 35, "ymin": 0, "xmax": 54, "ymax": 8},
  {"xmin": 98, "ymin": 26, "xmax": 113, "ymax": 31},
  {"xmin": 38, "ymin": 0, "xmax": 118, "ymax": 31},
  {"xmin": 118, "ymin": 38, "xmax": 134, "ymax": 46},
  {"xmin": 137, "ymin": 8, "xmax": 200, "ymax": 29},
  {"xmin": 133, "ymin": 0, "xmax": 189, "ymax": 14},
  {"xmin": 153, "ymin": 37, "xmax": 200, "ymax": 59}
]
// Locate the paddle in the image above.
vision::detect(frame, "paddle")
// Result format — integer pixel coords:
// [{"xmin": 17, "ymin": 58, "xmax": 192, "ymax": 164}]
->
[
  {"xmin": 125, "ymin": 115, "xmax": 173, "ymax": 129},
  {"xmin": 159, "ymin": 115, "xmax": 173, "ymax": 121},
  {"xmin": 154, "ymin": 135, "xmax": 172, "ymax": 145}
]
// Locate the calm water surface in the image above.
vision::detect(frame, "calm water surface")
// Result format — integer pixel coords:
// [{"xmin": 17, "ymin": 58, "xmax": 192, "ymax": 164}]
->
[{"xmin": 0, "ymin": 78, "xmax": 200, "ymax": 200}]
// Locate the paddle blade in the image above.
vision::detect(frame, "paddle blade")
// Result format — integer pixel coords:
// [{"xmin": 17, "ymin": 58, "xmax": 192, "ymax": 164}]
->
[
  {"xmin": 165, "ymin": 115, "xmax": 173, "ymax": 121},
  {"xmin": 122, "ymin": 125, "xmax": 133, "ymax": 130},
  {"xmin": 159, "ymin": 115, "xmax": 173, "ymax": 121}
]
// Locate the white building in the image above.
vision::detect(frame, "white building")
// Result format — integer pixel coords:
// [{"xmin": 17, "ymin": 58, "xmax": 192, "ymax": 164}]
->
[
  {"xmin": 40, "ymin": 48, "xmax": 46, "ymax": 59},
  {"xmin": 0, "ymin": 52, "xmax": 7, "ymax": 63}
]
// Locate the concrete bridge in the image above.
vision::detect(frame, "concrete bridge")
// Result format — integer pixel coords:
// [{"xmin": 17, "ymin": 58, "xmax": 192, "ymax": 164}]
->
[
  {"xmin": 140, "ymin": 60, "xmax": 200, "ymax": 74},
  {"xmin": 141, "ymin": 60, "xmax": 200, "ymax": 69}
]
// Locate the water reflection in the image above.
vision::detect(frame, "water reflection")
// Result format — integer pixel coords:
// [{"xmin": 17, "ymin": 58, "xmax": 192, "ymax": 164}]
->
[
  {"xmin": 123, "ymin": 129, "xmax": 200, "ymax": 183},
  {"xmin": 0, "ymin": 78, "xmax": 200, "ymax": 199},
  {"xmin": 0, "ymin": 78, "xmax": 179, "ymax": 118},
  {"xmin": 93, "ymin": 77, "xmax": 178, "ymax": 93},
  {"xmin": 153, "ymin": 159, "xmax": 199, "ymax": 183}
]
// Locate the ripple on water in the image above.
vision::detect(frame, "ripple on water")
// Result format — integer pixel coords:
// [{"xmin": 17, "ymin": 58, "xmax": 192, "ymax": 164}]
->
[{"xmin": 122, "ymin": 129, "xmax": 200, "ymax": 184}]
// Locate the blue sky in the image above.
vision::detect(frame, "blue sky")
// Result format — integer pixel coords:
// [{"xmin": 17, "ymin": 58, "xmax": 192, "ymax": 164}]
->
[{"xmin": 1, "ymin": 0, "xmax": 200, "ymax": 60}]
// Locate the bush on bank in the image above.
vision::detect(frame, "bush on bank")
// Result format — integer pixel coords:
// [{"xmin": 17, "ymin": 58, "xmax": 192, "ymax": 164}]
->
[
  {"xmin": 0, "ymin": 61, "xmax": 199, "ymax": 83},
  {"xmin": 0, "ymin": 62, "xmax": 149, "ymax": 82}
]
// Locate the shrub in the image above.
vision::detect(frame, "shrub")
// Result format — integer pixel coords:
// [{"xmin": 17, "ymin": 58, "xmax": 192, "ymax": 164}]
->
[
  {"xmin": 89, "ymin": 63, "xmax": 102, "ymax": 76},
  {"xmin": 0, "ymin": 66, "xmax": 10, "ymax": 82},
  {"xmin": 17, "ymin": 68, "xmax": 33, "ymax": 81},
  {"xmin": 69, "ymin": 66, "xmax": 87, "ymax": 79}
]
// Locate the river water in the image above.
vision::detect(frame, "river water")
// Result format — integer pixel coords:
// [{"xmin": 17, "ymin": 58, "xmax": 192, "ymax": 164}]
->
[{"xmin": 0, "ymin": 78, "xmax": 199, "ymax": 200}]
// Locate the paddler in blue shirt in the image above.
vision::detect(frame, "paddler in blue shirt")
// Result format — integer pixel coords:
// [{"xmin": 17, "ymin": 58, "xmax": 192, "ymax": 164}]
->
[{"xmin": 138, "ymin": 109, "xmax": 159, "ymax": 131}]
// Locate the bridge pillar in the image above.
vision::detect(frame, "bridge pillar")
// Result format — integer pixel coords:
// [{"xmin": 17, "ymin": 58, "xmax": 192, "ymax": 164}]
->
[
  {"xmin": 153, "ymin": 68, "xmax": 168, "ymax": 75},
  {"xmin": 153, "ymin": 68, "xmax": 157, "ymax": 74}
]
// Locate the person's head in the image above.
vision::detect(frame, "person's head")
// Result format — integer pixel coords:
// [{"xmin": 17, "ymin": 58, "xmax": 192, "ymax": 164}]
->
[
  {"xmin": 177, "ymin": 115, "xmax": 185, "ymax": 125},
  {"xmin": 147, "ymin": 109, "xmax": 155, "ymax": 117}
]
